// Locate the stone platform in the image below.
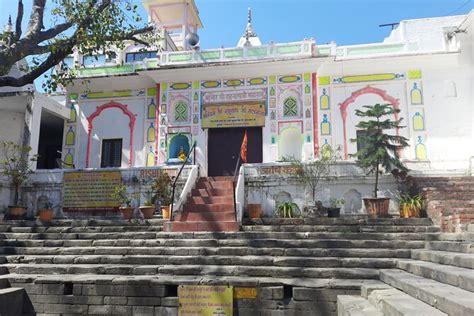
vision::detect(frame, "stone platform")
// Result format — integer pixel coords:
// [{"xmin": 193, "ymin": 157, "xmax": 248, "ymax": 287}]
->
[{"xmin": 0, "ymin": 217, "xmax": 472, "ymax": 315}]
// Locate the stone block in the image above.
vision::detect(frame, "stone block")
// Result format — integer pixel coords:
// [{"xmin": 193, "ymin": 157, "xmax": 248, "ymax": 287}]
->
[
  {"xmin": 72, "ymin": 284, "xmax": 82, "ymax": 296},
  {"xmin": 42, "ymin": 283, "xmax": 65, "ymax": 295},
  {"xmin": 133, "ymin": 306, "xmax": 154, "ymax": 315},
  {"xmin": 12, "ymin": 282, "xmax": 42, "ymax": 294},
  {"xmin": 258, "ymin": 286, "xmax": 284, "ymax": 300},
  {"xmin": 59, "ymin": 294, "xmax": 104, "ymax": 305},
  {"xmin": 104, "ymin": 295, "xmax": 125, "ymax": 305},
  {"xmin": 88, "ymin": 304, "xmax": 132, "ymax": 315},
  {"xmin": 154, "ymin": 306, "xmax": 178, "ymax": 316},
  {"xmin": 161, "ymin": 296, "xmax": 179, "ymax": 307},
  {"xmin": 361, "ymin": 283, "xmax": 392, "ymax": 298},
  {"xmin": 28, "ymin": 294, "xmax": 60, "ymax": 304},
  {"xmin": 127, "ymin": 296, "xmax": 161, "ymax": 306},
  {"xmin": 42, "ymin": 303, "xmax": 88, "ymax": 314},
  {"xmin": 124, "ymin": 285, "xmax": 167, "ymax": 297},
  {"xmin": 234, "ymin": 308, "xmax": 262, "ymax": 316},
  {"xmin": 82, "ymin": 284, "xmax": 125, "ymax": 296},
  {"xmin": 292, "ymin": 287, "xmax": 358, "ymax": 302}
]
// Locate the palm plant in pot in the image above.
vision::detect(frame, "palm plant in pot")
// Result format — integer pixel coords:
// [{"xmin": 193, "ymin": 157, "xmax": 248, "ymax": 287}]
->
[
  {"xmin": 350, "ymin": 103, "xmax": 409, "ymax": 218},
  {"xmin": 151, "ymin": 172, "xmax": 172, "ymax": 220},
  {"xmin": 1, "ymin": 141, "xmax": 37, "ymax": 219},
  {"xmin": 111, "ymin": 183, "xmax": 136, "ymax": 220},
  {"xmin": 275, "ymin": 202, "xmax": 301, "ymax": 218},
  {"xmin": 139, "ymin": 190, "xmax": 155, "ymax": 219}
]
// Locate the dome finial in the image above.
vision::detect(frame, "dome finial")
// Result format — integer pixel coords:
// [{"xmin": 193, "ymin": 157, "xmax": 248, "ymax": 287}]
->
[
  {"xmin": 4, "ymin": 15, "xmax": 13, "ymax": 33},
  {"xmin": 244, "ymin": 7, "xmax": 257, "ymax": 40}
]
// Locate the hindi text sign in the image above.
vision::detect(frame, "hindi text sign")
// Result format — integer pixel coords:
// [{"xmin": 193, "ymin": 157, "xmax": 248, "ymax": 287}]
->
[
  {"xmin": 202, "ymin": 102, "xmax": 265, "ymax": 128},
  {"xmin": 178, "ymin": 285, "xmax": 233, "ymax": 316}
]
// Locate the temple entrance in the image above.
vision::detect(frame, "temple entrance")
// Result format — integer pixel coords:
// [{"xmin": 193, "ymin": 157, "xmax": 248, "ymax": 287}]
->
[{"xmin": 208, "ymin": 127, "xmax": 262, "ymax": 176}]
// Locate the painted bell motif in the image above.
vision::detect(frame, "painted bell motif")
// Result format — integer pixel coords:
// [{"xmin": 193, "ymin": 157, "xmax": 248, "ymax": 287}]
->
[
  {"xmin": 147, "ymin": 123, "xmax": 156, "ymax": 143},
  {"xmin": 413, "ymin": 112, "xmax": 424, "ymax": 131},
  {"xmin": 146, "ymin": 146, "xmax": 155, "ymax": 167},
  {"xmin": 320, "ymin": 88, "xmax": 329, "ymax": 110},
  {"xmin": 64, "ymin": 149, "xmax": 74, "ymax": 168},
  {"xmin": 147, "ymin": 99, "xmax": 156, "ymax": 119},
  {"xmin": 65, "ymin": 127, "xmax": 75, "ymax": 146},
  {"xmin": 322, "ymin": 140, "xmax": 331, "ymax": 160},
  {"xmin": 410, "ymin": 83, "xmax": 423, "ymax": 105},
  {"xmin": 321, "ymin": 114, "xmax": 331, "ymax": 135},
  {"xmin": 415, "ymin": 136, "xmax": 427, "ymax": 160},
  {"xmin": 69, "ymin": 104, "xmax": 76, "ymax": 122}
]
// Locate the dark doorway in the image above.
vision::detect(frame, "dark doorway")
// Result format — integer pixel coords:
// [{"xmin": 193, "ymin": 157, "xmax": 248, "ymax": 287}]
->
[
  {"xmin": 101, "ymin": 139, "xmax": 123, "ymax": 168},
  {"xmin": 36, "ymin": 110, "xmax": 64, "ymax": 169},
  {"xmin": 208, "ymin": 127, "xmax": 262, "ymax": 177}
]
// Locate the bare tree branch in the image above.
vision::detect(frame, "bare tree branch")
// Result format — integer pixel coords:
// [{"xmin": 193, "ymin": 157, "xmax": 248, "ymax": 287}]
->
[
  {"xmin": 25, "ymin": 0, "xmax": 46, "ymax": 38},
  {"xmin": 15, "ymin": 0, "xmax": 24, "ymax": 41}
]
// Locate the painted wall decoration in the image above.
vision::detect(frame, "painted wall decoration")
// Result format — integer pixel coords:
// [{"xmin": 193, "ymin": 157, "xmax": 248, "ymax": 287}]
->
[
  {"xmin": 320, "ymin": 88, "xmax": 330, "ymax": 110},
  {"xmin": 170, "ymin": 82, "xmax": 191, "ymax": 90},
  {"xmin": 283, "ymin": 96, "xmax": 298, "ymax": 117},
  {"xmin": 147, "ymin": 123, "xmax": 156, "ymax": 142},
  {"xmin": 415, "ymin": 136, "xmax": 428, "ymax": 160},
  {"xmin": 167, "ymin": 133, "xmax": 191, "ymax": 160},
  {"xmin": 224, "ymin": 79, "xmax": 244, "ymax": 87},
  {"xmin": 270, "ymin": 98, "xmax": 276, "ymax": 108},
  {"xmin": 247, "ymin": 77, "xmax": 267, "ymax": 86},
  {"xmin": 333, "ymin": 73, "xmax": 405, "ymax": 84},
  {"xmin": 279, "ymin": 127, "xmax": 303, "ymax": 160},
  {"xmin": 278, "ymin": 75, "xmax": 301, "ymax": 84},
  {"xmin": 174, "ymin": 100, "xmax": 189, "ymax": 122},
  {"xmin": 64, "ymin": 149, "xmax": 74, "ymax": 168},
  {"xmin": 320, "ymin": 114, "xmax": 331, "ymax": 135},
  {"xmin": 202, "ymin": 102, "xmax": 265, "ymax": 128},
  {"xmin": 201, "ymin": 80, "xmax": 221, "ymax": 89},
  {"xmin": 65, "ymin": 126, "xmax": 75, "ymax": 146},
  {"xmin": 410, "ymin": 82, "xmax": 423, "ymax": 105},
  {"xmin": 147, "ymin": 98, "xmax": 156, "ymax": 119},
  {"xmin": 278, "ymin": 85, "xmax": 302, "ymax": 119},
  {"xmin": 69, "ymin": 104, "xmax": 77, "ymax": 122},
  {"xmin": 321, "ymin": 139, "xmax": 331, "ymax": 160},
  {"xmin": 146, "ymin": 146, "xmax": 155, "ymax": 167},
  {"xmin": 311, "ymin": 73, "xmax": 320, "ymax": 157},
  {"xmin": 412, "ymin": 112, "xmax": 425, "ymax": 131}
]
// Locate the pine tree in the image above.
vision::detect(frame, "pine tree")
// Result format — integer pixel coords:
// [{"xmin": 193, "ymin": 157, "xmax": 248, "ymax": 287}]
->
[{"xmin": 351, "ymin": 103, "xmax": 409, "ymax": 198}]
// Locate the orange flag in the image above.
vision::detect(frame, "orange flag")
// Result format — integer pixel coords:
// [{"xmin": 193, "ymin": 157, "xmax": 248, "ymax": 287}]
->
[{"xmin": 240, "ymin": 130, "xmax": 248, "ymax": 163}]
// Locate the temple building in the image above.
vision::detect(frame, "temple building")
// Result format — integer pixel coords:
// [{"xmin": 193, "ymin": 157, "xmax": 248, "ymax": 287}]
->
[{"xmin": 58, "ymin": 1, "xmax": 472, "ymax": 177}]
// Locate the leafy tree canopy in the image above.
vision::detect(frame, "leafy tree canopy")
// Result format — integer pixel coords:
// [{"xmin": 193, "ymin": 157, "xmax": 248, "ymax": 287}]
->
[{"xmin": 0, "ymin": 0, "xmax": 159, "ymax": 91}]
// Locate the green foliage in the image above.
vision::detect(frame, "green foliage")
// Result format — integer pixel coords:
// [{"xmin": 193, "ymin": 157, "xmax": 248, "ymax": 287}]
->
[
  {"xmin": 350, "ymin": 103, "xmax": 409, "ymax": 197},
  {"xmin": 111, "ymin": 183, "xmax": 134, "ymax": 207},
  {"xmin": 329, "ymin": 198, "xmax": 345, "ymax": 208},
  {"xmin": 1, "ymin": 141, "xmax": 37, "ymax": 206},
  {"xmin": 151, "ymin": 172, "xmax": 172, "ymax": 206},
  {"xmin": 275, "ymin": 202, "xmax": 301, "ymax": 218},
  {"xmin": 142, "ymin": 190, "xmax": 153, "ymax": 207},
  {"xmin": 398, "ymin": 193, "xmax": 423, "ymax": 209}
]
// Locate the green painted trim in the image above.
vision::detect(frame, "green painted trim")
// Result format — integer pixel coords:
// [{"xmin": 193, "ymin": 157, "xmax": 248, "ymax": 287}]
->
[
  {"xmin": 318, "ymin": 76, "xmax": 330, "ymax": 85},
  {"xmin": 169, "ymin": 53, "xmax": 193, "ymax": 62},
  {"xmin": 147, "ymin": 88, "xmax": 157, "ymax": 96},
  {"xmin": 84, "ymin": 90, "xmax": 133, "ymax": 99},
  {"xmin": 276, "ymin": 45, "xmax": 301, "ymax": 54},
  {"xmin": 346, "ymin": 44, "xmax": 404, "ymax": 56},
  {"xmin": 247, "ymin": 47, "xmax": 268, "ymax": 57},
  {"xmin": 201, "ymin": 51, "xmax": 221, "ymax": 60},
  {"xmin": 69, "ymin": 93, "xmax": 78, "ymax": 100},
  {"xmin": 317, "ymin": 47, "xmax": 331, "ymax": 55},
  {"xmin": 224, "ymin": 49, "xmax": 244, "ymax": 58},
  {"xmin": 407, "ymin": 70, "xmax": 422, "ymax": 79}
]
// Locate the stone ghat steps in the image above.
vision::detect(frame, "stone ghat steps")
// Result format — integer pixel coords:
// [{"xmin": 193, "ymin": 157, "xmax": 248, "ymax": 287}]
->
[
  {"xmin": 411, "ymin": 249, "xmax": 474, "ymax": 269},
  {"xmin": 0, "ymin": 238, "xmax": 429, "ymax": 249},
  {"xmin": 2, "ymin": 263, "xmax": 381, "ymax": 279},
  {"xmin": 0, "ymin": 231, "xmax": 442, "ymax": 241},
  {"xmin": 2, "ymin": 255, "xmax": 398, "ymax": 269},
  {"xmin": 0, "ymin": 246, "xmax": 413, "ymax": 258},
  {"xmin": 380, "ymin": 269, "xmax": 474, "ymax": 316},
  {"xmin": 0, "ymin": 219, "xmax": 166, "ymax": 229}
]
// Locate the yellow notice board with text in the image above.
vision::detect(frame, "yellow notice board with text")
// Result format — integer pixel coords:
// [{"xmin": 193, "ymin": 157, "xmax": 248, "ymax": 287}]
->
[
  {"xmin": 178, "ymin": 285, "xmax": 233, "ymax": 316},
  {"xmin": 63, "ymin": 171, "xmax": 121, "ymax": 211},
  {"xmin": 202, "ymin": 102, "xmax": 265, "ymax": 128}
]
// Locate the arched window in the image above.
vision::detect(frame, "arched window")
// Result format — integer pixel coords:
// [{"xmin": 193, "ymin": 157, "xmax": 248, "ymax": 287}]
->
[
  {"xmin": 174, "ymin": 100, "xmax": 188, "ymax": 122},
  {"xmin": 279, "ymin": 128, "xmax": 303, "ymax": 160},
  {"xmin": 283, "ymin": 96, "xmax": 298, "ymax": 117}
]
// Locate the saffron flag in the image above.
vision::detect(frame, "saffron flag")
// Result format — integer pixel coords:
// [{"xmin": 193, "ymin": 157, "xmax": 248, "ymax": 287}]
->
[{"xmin": 240, "ymin": 130, "xmax": 248, "ymax": 163}]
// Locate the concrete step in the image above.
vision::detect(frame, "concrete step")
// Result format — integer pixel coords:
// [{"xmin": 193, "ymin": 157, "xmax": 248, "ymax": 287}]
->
[
  {"xmin": 380, "ymin": 269, "xmax": 474, "ymax": 316},
  {"xmin": 426, "ymin": 241, "xmax": 473, "ymax": 253},
  {"xmin": 368, "ymin": 288, "xmax": 447, "ymax": 316},
  {"xmin": 196, "ymin": 180, "xmax": 233, "ymax": 190},
  {"xmin": 163, "ymin": 221, "xmax": 239, "ymax": 232},
  {"xmin": 3, "ymin": 263, "xmax": 380, "ymax": 279},
  {"xmin": 0, "ymin": 246, "xmax": 412, "ymax": 258},
  {"xmin": 337, "ymin": 295, "xmax": 383, "ymax": 316},
  {"xmin": 191, "ymin": 188, "xmax": 233, "ymax": 197},
  {"xmin": 397, "ymin": 259, "xmax": 474, "ymax": 292},
  {"xmin": 173, "ymin": 211, "xmax": 235, "ymax": 222},
  {"xmin": 411, "ymin": 249, "xmax": 474, "ymax": 269},
  {"xmin": 0, "ymin": 231, "xmax": 440, "ymax": 241},
  {"xmin": 0, "ymin": 287, "xmax": 25, "ymax": 316},
  {"xmin": 3, "ymin": 255, "xmax": 397, "ymax": 268},
  {"xmin": 242, "ymin": 225, "xmax": 440, "ymax": 233},
  {"xmin": 0, "ymin": 238, "xmax": 428, "ymax": 249},
  {"xmin": 191, "ymin": 195, "xmax": 234, "ymax": 204}
]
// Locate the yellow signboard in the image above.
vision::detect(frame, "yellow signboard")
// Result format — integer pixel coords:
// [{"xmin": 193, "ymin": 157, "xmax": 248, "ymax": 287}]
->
[
  {"xmin": 234, "ymin": 287, "xmax": 257, "ymax": 299},
  {"xmin": 63, "ymin": 171, "xmax": 121, "ymax": 211},
  {"xmin": 202, "ymin": 102, "xmax": 265, "ymax": 128},
  {"xmin": 178, "ymin": 285, "xmax": 233, "ymax": 316}
]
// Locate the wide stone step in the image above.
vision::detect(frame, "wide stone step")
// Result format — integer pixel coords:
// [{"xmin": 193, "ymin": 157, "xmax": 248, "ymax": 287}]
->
[
  {"xmin": 397, "ymin": 259, "xmax": 474, "ymax": 292},
  {"xmin": 426, "ymin": 241, "xmax": 473, "ymax": 253},
  {"xmin": 0, "ymin": 238, "xmax": 428, "ymax": 249},
  {"xmin": 368, "ymin": 288, "xmax": 447, "ymax": 315},
  {"xmin": 380, "ymin": 269, "xmax": 474, "ymax": 316},
  {"xmin": 2, "ymin": 263, "xmax": 380, "ymax": 279},
  {"xmin": 242, "ymin": 225, "xmax": 440, "ymax": 233},
  {"xmin": 411, "ymin": 249, "xmax": 474, "ymax": 269},
  {"xmin": 3, "ymin": 255, "xmax": 397, "ymax": 268},
  {"xmin": 0, "ymin": 287, "xmax": 26, "ymax": 315},
  {"xmin": 173, "ymin": 211, "xmax": 235, "ymax": 222},
  {"xmin": 0, "ymin": 246, "xmax": 412, "ymax": 258},
  {"xmin": 182, "ymin": 203, "xmax": 235, "ymax": 213},
  {"xmin": 164, "ymin": 221, "xmax": 239, "ymax": 232},
  {"xmin": 337, "ymin": 295, "xmax": 383, "ymax": 316},
  {"xmin": 0, "ymin": 231, "xmax": 440, "ymax": 241}
]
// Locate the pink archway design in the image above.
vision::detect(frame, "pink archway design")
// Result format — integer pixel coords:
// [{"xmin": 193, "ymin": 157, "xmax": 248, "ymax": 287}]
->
[
  {"xmin": 339, "ymin": 86, "xmax": 400, "ymax": 159},
  {"xmin": 86, "ymin": 101, "xmax": 136, "ymax": 168}
]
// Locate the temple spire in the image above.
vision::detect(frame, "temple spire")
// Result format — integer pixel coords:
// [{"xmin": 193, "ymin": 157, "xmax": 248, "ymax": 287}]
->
[
  {"xmin": 4, "ymin": 15, "xmax": 13, "ymax": 33},
  {"xmin": 244, "ymin": 7, "xmax": 257, "ymax": 40},
  {"xmin": 237, "ymin": 7, "xmax": 261, "ymax": 47}
]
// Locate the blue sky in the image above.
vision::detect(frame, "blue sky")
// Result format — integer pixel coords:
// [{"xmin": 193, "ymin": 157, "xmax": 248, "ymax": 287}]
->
[{"xmin": 0, "ymin": 0, "xmax": 472, "ymax": 89}]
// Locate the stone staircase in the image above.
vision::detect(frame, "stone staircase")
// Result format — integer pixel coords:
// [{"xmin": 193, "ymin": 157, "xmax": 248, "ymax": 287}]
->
[
  {"xmin": 338, "ymin": 224, "xmax": 474, "ymax": 316},
  {"xmin": 164, "ymin": 176, "xmax": 239, "ymax": 232},
  {"xmin": 0, "ymin": 217, "xmax": 443, "ymax": 315},
  {"xmin": 417, "ymin": 176, "xmax": 474, "ymax": 232}
]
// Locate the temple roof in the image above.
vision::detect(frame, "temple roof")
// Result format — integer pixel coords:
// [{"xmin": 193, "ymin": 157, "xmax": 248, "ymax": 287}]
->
[{"xmin": 237, "ymin": 8, "xmax": 262, "ymax": 47}]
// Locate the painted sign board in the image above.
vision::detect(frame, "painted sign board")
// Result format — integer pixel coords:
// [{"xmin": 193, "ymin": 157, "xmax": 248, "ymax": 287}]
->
[
  {"xmin": 178, "ymin": 285, "xmax": 233, "ymax": 316},
  {"xmin": 202, "ymin": 102, "xmax": 265, "ymax": 128},
  {"xmin": 62, "ymin": 171, "xmax": 121, "ymax": 211},
  {"xmin": 233, "ymin": 287, "xmax": 257, "ymax": 299},
  {"xmin": 202, "ymin": 88, "xmax": 266, "ymax": 104}
]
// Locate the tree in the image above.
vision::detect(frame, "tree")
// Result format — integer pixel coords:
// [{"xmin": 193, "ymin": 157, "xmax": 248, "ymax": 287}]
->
[
  {"xmin": 350, "ymin": 103, "xmax": 409, "ymax": 198},
  {"xmin": 0, "ymin": 0, "xmax": 158, "ymax": 90}
]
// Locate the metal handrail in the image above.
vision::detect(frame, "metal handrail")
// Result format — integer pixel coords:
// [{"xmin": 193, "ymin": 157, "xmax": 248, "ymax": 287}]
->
[{"xmin": 169, "ymin": 142, "xmax": 196, "ymax": 220}]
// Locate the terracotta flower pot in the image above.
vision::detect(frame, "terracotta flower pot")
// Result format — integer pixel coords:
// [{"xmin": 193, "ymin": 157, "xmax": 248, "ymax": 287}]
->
[
  {"xmin": 162, "ymin": 206, "xmax": 170, "ymax": 220},
  {"xmin": 246, "ymin": 204, "xmax": 262, "ymax": 219},
  {"xmin": 119, "ymin": 207, "xmax": 134, "ymax": 220},
  {"xmin": 139, "ymin": 206, "xmax": 155, "ymax": 219},
  {"xmin": 363, "ymin": 198, "xmax": 390, "ymax": 218},
  {"xmin": 7, "ymin": 206, "xmax": 27, "ymax": 219},
  {"xmin": 38, "ymin": 208, "xmax": 54, "ymax": 222},
  {"xmin": 399, "ymin": 205, "xmax": 421, "ymax": 218}
]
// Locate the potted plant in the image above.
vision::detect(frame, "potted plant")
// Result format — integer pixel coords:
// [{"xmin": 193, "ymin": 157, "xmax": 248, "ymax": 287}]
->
[
  {"xmin": 151, "ymin": 172, "xmax": 172, "ymax": 219},
  {"xmin": 139, "ymin": 190, "xmax": 155, "ymax": 219},
  {"xmin": 246, "ymin": 204, "xmax": 262, "ymax": 219},
  {"xmin": 1, "ymin": 141, "xmax": 37, "ymax": 219},
  {"xmin": 111, "ymin": 183, "xmax": 135, "ymax": 220},
  {"xmin": 398, "ymin": 194, "xmax": 423, "ymax": 218},
  {"xmin": 275, "ymin": 202, "xmax": 301, "ymax": 218},
  {"xmin": 327, "ymin": 198, "xmax": 345, "ymax": 218},
  {"xmin": 36, "ymin": 196, "xmax": 54, "ymax": 222},
  {"xmin": 351, "ymin": 103, "xmax": 409, "ymax": 218}
]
